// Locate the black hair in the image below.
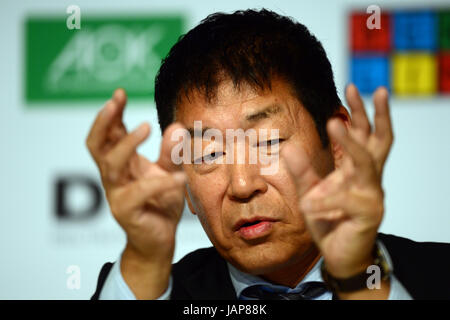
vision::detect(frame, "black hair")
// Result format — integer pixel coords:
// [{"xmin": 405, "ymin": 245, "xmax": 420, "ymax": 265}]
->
[{"xmin": 155, "ymin": 8, "xmax": 341, "ymax": 146}]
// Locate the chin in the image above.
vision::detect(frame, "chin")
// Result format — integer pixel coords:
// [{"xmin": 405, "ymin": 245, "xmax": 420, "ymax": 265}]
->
[{"xmin": 228, "ymin": 240, "xmax": 302, "ymax": 275}]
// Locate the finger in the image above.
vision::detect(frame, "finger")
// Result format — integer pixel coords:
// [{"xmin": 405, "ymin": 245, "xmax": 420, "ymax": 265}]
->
[
  {"xmin": 305, "ymin": 208, "xmax": 346, "ymax": 222},
  {"xmin": 301, "ymin": 191, "xmax": 347, "ymax": 213},
  {"xmin": 112, "ymin": 88, "xmax": 127, "ymax": 120},
  {"xmin": 86, "ymin": 89, "xmax": 128, "ymax": 161},
  {"xmin": 302, "ymin": 209, "xmax": 346, "ymax": 242},
  {"xmin": 113, "ymin": 172, "xmax": 187, "ymax": 213},
  {"xmin": 301, "ymin": 190, "xmax": 381, "ymax": 219},
  {"xmin": 373, "ymin": 87, "xmax": 392, "ymax": 140},
  {"xmin": 157, "ymin": 122, "xmax": 189, "ymax": 172},
  {"xmin": 103, "ymin": 122, "xmax": 151, "ymax": 183},
  {"xmin": 301, "ymin": 169, "xmax": 346, "ymax": 201},
  {"xmin": 281, "ymin": 143, "xmax": 321, "ymax": 198},
  {"xmin": 372, "ymin": 87, "xmax": 393, "ymax": 167},
  {"xmin": 86, "ymin": 99, "xmax": 117, "ymax": 161},
  {"xmin": 106, "ymin": 88, "xmax": 129, "ymax": 146},
  {"xmin": 327, "ymin": 118, "xmax": 376, "ymax": 184},
  {"xmin": 346, "ymin": 84, "xmax": 371, "ymax": 136}
]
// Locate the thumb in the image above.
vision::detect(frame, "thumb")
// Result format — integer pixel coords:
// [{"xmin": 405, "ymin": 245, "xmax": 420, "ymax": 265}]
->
[
  {"xmin": 281, "ymin": 143, "xmax": 321, "ymax": 199},
  {"xmin": 157, "ymin": 122, "xmax": 189, "ymax": 172}
]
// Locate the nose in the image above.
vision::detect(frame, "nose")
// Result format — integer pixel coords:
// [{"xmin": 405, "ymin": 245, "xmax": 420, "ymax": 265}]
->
[{"xmin": 227, "ymin": 163, "xmax": 268, "ymax": 201}]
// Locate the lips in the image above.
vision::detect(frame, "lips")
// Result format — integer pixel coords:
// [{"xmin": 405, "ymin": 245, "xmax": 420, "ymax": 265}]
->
[{"xmin": 234, "ymin": 217, "xmax": 277, "ymax": 240}]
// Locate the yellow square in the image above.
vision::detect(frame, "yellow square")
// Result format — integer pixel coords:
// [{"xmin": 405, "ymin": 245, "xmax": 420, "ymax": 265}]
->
[{"xmin": 392, "ymin": 53, "xmax": 437, "ymax": 96}]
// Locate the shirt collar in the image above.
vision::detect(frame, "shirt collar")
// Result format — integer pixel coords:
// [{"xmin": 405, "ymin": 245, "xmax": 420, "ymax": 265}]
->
[
  {"xmin": 227, "ymin": 257, "xmax": 330, "ymax": 298},
  {"xmin": 226, "ymin": 239, "xmax": 393, "ymax": 300}
]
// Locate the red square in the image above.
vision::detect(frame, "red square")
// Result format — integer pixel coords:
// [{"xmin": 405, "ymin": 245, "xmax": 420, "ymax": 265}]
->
[
  {"xmin": 439, "ymin": 53, "xmax": 450, "ymax": 93},
  {"xmin": 351, "ymin": 12, "xmax": 391, "ymax": 52}
]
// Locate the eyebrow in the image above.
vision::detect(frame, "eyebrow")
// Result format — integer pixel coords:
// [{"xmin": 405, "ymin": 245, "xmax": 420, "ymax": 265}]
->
[
  {"xmin": 244, "ymin": 104, "xmax": 282, "ymax": 123},
  {"xmin": 186, "ymin": 103, "xmax": 283, "ymax": 136},
  {"xmin": 187, "ymin": 127, "xmax": 213, "ymax": 137}
]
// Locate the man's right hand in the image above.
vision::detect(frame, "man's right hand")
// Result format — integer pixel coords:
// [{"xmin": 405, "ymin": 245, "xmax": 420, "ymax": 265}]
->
[{"xmin": 86, "ymin": 88, "xmax": 187, "ymax": 299}]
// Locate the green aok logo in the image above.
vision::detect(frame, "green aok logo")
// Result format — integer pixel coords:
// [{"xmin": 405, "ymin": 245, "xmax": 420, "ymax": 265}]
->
[{"xmin": 25, "ymin": 15, "xmax": 184, "ymax": 104}]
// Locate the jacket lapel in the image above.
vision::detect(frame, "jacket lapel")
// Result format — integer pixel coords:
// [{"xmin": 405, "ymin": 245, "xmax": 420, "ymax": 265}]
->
[{"xmin": 181, "ymin": 248, "xmax": 237, "ymax": 299}]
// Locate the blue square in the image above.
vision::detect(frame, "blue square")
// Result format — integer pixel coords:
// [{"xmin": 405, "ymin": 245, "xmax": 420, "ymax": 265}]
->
[
  {"xmin": 393, "ymin": 11, "xmax": 437, "ymax": 51},
  {"xmin": 351, "ymin": 56, "xmax": 390, "ymax": 94}
]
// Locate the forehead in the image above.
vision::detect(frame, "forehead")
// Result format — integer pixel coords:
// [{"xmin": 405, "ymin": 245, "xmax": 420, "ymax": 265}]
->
[{"xmin": 175, "ymin": 78, "xmax": 303, "ymax": 129}]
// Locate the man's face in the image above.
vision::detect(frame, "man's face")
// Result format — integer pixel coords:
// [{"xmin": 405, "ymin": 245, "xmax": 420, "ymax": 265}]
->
[{"xmin": 176, "ymin": 78, "xmax": 336, "ymax": 275}]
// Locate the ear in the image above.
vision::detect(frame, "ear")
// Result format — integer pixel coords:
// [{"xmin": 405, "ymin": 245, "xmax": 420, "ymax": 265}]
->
[
  {"xmin": 185, "ymin": 187, "xmax": 197, "ymax": 216},
  {"xmin": 330, "ymin": 105, "xmax": 352, "ymax": 169}
]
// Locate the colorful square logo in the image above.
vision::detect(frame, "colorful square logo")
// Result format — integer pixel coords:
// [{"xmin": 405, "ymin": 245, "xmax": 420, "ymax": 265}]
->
[{"xmin": 349, "ymin": 8, "xmax": 449, "ymax": 97}]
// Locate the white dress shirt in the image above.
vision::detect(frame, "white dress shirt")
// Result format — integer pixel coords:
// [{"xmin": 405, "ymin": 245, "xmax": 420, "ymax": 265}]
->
[{"xmin": 99, "ymin": 240, "xmax": 412, "ymax": 300}]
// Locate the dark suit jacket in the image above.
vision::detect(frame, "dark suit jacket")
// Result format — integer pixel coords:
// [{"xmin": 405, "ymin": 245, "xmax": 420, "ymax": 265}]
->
[{"xmin": 91, "ymin": 233, "xmax": 450, "ymax": 300}]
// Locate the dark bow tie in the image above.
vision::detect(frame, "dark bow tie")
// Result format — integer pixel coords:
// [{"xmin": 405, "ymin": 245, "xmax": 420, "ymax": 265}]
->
[{"xmin": 240, "ymin": 281, "xmax": 329, "ymax": 300}]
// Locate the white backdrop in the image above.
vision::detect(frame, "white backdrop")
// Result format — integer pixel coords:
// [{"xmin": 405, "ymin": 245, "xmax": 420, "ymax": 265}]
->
[{"xmin": 0, "ymin": 0, "xmax": 449, "ymax": 299}]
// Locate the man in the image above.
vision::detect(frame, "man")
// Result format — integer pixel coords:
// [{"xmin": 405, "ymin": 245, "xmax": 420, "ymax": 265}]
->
[{"xmin": 87, "ymin": 9, "xmax": 450, "ymax": 300}]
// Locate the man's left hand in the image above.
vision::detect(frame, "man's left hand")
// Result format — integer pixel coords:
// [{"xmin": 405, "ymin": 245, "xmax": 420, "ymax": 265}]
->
[{"xmin": 283, "ymin": 84, "xmax": 393, "ymax": 283}]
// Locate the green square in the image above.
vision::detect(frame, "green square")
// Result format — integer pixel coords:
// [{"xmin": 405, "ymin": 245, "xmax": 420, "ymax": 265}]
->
[
  {"xmin": 24, "ymin": 15, "xmax": 185, "ymax": 105},
  {"xmin": 439, "ymin": 11, "xmax": 450, "ymax": 49}
]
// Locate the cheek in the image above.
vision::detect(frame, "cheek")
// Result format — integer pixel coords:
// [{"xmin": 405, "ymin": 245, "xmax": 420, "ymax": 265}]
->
[
  {"xmin": 184, "ymin": 168, "xmax": 229, "ymax": 239},
  {"xmin": 266, "ymin": 162, "xmax": 302, "ymax": 216}
]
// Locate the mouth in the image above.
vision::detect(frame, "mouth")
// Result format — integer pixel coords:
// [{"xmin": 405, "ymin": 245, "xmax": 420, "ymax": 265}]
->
[{"xmin": 234, "ymin": 217, "xmax": 277, "ymax": 240}]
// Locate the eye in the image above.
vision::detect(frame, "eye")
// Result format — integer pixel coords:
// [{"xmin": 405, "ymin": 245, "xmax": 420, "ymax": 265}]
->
[
  {"xmin": 257, "ymin": 138, "xmax": 284, "ymax": 147},
  {"xmin": 194, "ymin": 151, "xmax": 225, "ymax": 164}
]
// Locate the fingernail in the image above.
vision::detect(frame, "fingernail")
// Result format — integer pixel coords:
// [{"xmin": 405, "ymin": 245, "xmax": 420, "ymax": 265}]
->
[
  {"xmin": 113, "ymin": 88, "xmax": 123, "ymax": 100},
  {"xmin": 173, "ymin": 172, "xmax": 186, "ymax": 184}
]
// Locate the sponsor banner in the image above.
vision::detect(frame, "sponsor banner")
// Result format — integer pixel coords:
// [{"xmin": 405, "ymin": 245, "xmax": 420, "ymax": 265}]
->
[{"xmin": 25, "ymin": 15, "xmax": 185, "ymax": 103}]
